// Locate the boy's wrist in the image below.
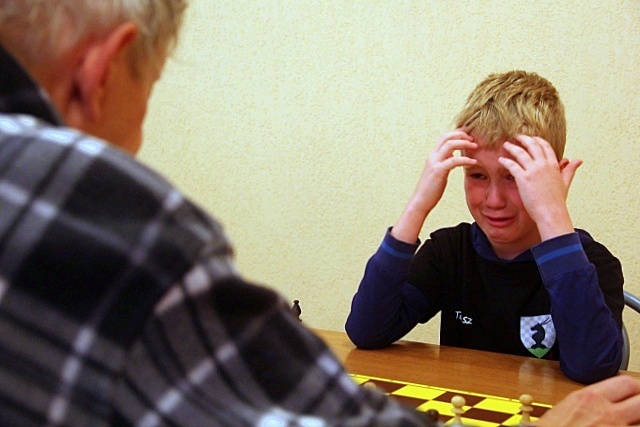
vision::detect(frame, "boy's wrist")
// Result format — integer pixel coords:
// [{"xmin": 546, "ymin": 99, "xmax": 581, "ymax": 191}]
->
[
  {"xmin": 531, "ymin": 232, "xmax": 588, "ymax": 281},
  {"xmin": 535, "ymin": 209, "xmax": 574, "ymax": 242},
  {"xmin": 392, "ymin": 204, "xmax": 430, "ymax": 244},
  {"xmin": 376, "ymin": 228, "xmax": 419, "ymax": 271}
]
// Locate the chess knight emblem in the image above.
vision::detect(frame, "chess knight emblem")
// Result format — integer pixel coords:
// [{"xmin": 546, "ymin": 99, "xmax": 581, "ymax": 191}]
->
[{"xmin": 520, "ymin": 315, "xmax": 556, "ymax": 358}]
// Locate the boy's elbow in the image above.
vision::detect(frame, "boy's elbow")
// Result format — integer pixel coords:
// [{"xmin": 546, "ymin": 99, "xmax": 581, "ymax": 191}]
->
[
  {"xmin": 345, "ymin": 319, "xmax": 390, "ymax": 349},
  {"xmin": 345, "ymin": 319, "xmax": 372, "ymax": 348},
  {"xmin": 561, "ymin": 365, "xmax": 619, "ymax": 385},
  {"xmin": 347, "ymin": 334, "xmax": 390, "ymax": 350},
  {"xmin": 560, "ymin": 352, "xmax": 622, "ymax": 385},
  {"xmin": 559, "ymin": 325, "xmax": 624, "ymax": 384}
]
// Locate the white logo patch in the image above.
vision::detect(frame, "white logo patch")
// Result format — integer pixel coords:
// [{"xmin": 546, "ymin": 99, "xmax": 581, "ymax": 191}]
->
[{"xmin": 520, "ymin": 315, "xmax": 556, "ymax": 358}]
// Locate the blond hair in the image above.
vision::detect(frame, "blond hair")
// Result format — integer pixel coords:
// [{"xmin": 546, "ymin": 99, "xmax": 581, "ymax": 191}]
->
[
  {"xmin": 455, "ymin": 70, "xmax": 566, "ymax": 159},
  {"xmin": 0, "ymin": 0, "xmax": 187, "ymax": 74}
]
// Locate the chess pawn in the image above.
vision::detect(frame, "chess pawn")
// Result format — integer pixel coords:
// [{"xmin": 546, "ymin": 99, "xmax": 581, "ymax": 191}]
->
[
  {"xmin": 424, "ymin": 409, "xmax": 440, "ymax": 425},
  {"xmin": 519, "ymin": 394, "xmax": 534, "ymax": 425},
  {"xmin": 362, "ymin": 381, "xmax": 378, "ymax": 390},
  {"xmin": 450, "ymin": 395, "xmax": 466, "ymax": 426},
  {"xmin": 291, "ymin": 300, "xmax": 302, "ymax": 321}
]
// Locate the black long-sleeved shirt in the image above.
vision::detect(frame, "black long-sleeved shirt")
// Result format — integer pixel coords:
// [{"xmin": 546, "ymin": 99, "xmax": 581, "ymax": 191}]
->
[{"xmin": 347, "ymin": 223, "xmax": 624, "ymax": 384}]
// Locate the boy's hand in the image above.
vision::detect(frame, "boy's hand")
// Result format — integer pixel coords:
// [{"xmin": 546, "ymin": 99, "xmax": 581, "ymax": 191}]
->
[
  {"xmin": 498, "ymin": 135, "xmax": 582, "ymax": 241},
  {"xmin": 535, "ymin": 375, "xmax": 640, "ymax": 427},
  {"xmin": 412, "ymin": 129, "xmax": 477, "ymax": 213},
  {"xmin": 391, "ymin": 130, "xmax": 477, "ymax": 244}
]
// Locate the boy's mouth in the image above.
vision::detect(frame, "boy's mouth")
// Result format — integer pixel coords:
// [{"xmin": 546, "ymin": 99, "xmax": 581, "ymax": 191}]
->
[{"xmin": 484, "ymin": 215, "xmax": 514, "ymax": 227}]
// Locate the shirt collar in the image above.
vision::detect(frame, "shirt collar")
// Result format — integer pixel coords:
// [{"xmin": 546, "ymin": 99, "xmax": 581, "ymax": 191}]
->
[
  {"xmin": 470, "ymin": 222, "xmax": 533, "ymax": 262},
  {"xmin": 0, "ymin": 44, "xmax": 64, "ymax": 126}
]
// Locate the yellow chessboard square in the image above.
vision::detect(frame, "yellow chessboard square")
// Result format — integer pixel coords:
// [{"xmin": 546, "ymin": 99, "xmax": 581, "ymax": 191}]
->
[
  {"xmin": 392, "ymin": 384, "xmax": 446, "ymax": 400},
  {"xmin": 473, "ymin": 397, "xmax": 522, "ymax": 413}
]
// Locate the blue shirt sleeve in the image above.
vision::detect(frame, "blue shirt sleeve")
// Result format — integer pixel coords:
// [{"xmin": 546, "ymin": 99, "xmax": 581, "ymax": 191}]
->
[
  {"xmin": 531, "ymin": 232, "xmax": 623, "ymax": 383},
  {"xmin": 345, "ymin": 229, "xmax": 432, "ymax": 348}
]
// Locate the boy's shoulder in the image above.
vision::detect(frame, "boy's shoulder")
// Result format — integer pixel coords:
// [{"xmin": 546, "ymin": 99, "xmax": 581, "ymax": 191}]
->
[
  {"xmin": 575, "ymin": 228, "xmax": 620, "ymax": 261},
  {"xmin": 575, "ymin": 228, "xmax": 594, "ymax": 242},
  {"xmin": 425, "ymin": 222, "xmax": 475, "ymax": 254},
  {"xmin": 429, "ymin": 222, "xmax": 473, "ymax": 239}
]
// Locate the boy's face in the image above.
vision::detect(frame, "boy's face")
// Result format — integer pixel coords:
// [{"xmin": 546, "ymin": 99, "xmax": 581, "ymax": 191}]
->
[{"xmin": 463, "ymin": 141, "xmax": 540, "ymax": 259}]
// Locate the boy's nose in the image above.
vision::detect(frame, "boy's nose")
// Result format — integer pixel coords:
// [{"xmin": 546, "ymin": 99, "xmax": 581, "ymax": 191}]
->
[{"xmin": 484, "ymin": 183, "xmax": 506, "ymax": 208}]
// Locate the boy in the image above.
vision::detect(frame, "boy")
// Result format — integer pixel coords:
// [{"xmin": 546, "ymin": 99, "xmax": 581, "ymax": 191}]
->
[{"xmin": 346, "ymin": 70, "xmax": 624, "ymax": 384}]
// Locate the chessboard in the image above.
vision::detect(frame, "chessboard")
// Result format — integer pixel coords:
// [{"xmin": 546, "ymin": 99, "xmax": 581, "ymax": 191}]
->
[{"xmin": 350, "ymin": 374, "xmax": 552, "ymax": 427}]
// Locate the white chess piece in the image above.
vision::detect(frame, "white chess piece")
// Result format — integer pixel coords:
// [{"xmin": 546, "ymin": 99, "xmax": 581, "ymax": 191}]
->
[
  {"xmin": 519, "ymin": 394, "xmax": 534, "ymax": 425},
  {"xmin": 450, "ymin": 395, "xmax": 466, "ymax": 426}
]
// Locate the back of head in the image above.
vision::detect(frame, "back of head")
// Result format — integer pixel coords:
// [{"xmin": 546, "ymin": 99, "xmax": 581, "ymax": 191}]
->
[
  {"xmin": 454, "ymin": 70, "xmax": 567, "ymax": 159},
  {"xmin": 0, "ymin": 0, "xmax": 188, "ymax": 74}
]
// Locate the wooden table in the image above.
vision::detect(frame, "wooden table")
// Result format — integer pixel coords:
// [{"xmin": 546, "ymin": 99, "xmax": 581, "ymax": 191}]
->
[{"xmin": 314, "ymin": 329, "xmax": 640, "ymax": 405}]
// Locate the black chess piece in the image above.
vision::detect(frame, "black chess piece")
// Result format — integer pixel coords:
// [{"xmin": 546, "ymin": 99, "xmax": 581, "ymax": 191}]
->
[
  {"xmin": 422, "ymin": 409, "xmax": 440, "ymax": 425},
  {"xmin": 291, "ymin": 300, "xmax": 302, "ymax": 321}
]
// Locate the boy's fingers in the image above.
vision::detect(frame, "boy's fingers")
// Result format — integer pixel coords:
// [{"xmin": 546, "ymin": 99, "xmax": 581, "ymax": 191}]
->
[
  {"xmin": 502, "ymin": 142, "xmax": 532, "ymax": 166},
  {"xmin": 436, "ymin": 130, "xmax": 473, "ymax": 149},
  {"xmin": 536, "ymin": 137, "xmax": 560, "ymax": 161},
  {"xmin": 514, "ymin": 135, "xmax": 555, "ymax": 161},
  {"xmin": 513, "ymin": 135, "xmax": 542, "ymax": 158},
  {"xmin": 444, "ymin": 156, "xmax": 476, "ymax": 170},
  {"xmin": 436, "ymin": 139, "xmax": 477, "ymax": 160},
  {"xmin": 497, "ymin": 156, "xmax": 523, "ymax": 176}
]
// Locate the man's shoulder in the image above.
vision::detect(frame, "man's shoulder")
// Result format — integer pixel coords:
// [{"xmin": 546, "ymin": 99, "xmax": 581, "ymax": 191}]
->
[
  {"xmin": 1, "ymin": 114, "xmax": 172, "ymax": 197},
  {"xmin": 0, "ymin": 113, "xmax": 228, "ymax": 260}
]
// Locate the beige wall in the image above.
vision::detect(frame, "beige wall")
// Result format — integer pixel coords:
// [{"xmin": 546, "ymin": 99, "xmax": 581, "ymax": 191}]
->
[{"xmin": 140, "ymin": 0, "xmax": 640, "ymax": 372}]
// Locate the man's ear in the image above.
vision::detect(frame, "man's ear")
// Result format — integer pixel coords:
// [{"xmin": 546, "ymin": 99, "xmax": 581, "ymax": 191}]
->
[{"xmin": 72, "ymin": 22, "xmax": 138, "ymax": 121}]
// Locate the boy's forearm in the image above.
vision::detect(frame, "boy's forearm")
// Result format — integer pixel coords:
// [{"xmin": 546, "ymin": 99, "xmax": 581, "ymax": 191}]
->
[
  {"xmin": 391, "ymin": 197, "xmax": 432, "ymax": 244},
  {"xmin": 392, "ymin": 130, "xmax": 476, "ymax": 244},
  {"xmin": 346, "ymin": 230, "xmax": 424, "ymax": 348},
  {"xmin": 534, "ymin": 205, "xmax": 575, "ymax": 242},
  {"xmin": 551, "ymin": 271, "xmax": 622, "ymax": 384},
  {"xmin": 532, "ymin": 234, "xmax": 623, "ymax": 383}
]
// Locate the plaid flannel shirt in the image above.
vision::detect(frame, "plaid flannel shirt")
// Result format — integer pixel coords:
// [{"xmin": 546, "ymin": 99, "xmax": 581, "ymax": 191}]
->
[{"xmin": 0, "ymin": 45, "xmax": 432, "ymax": 426}]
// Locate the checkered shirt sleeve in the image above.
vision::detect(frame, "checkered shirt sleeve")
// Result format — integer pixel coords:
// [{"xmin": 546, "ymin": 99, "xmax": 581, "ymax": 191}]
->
[{"xmin": 0, "ymin": 115, "xmax": 432, "ymax": 427}]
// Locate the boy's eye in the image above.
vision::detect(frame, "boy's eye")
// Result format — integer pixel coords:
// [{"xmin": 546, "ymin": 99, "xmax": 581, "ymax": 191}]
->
[
  {"xmin": 506, "ymin": 174, "xmax": 516, "ymax": 181},
  {"xmin": 469, "ymin": 173, "xmax": 486, "ymax": 180}
]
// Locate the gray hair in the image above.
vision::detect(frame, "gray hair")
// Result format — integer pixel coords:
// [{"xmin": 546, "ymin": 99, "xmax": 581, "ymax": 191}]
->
[{"xmin": 0, "ymin": 0, "xmax": 188, "ymax": 73}]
